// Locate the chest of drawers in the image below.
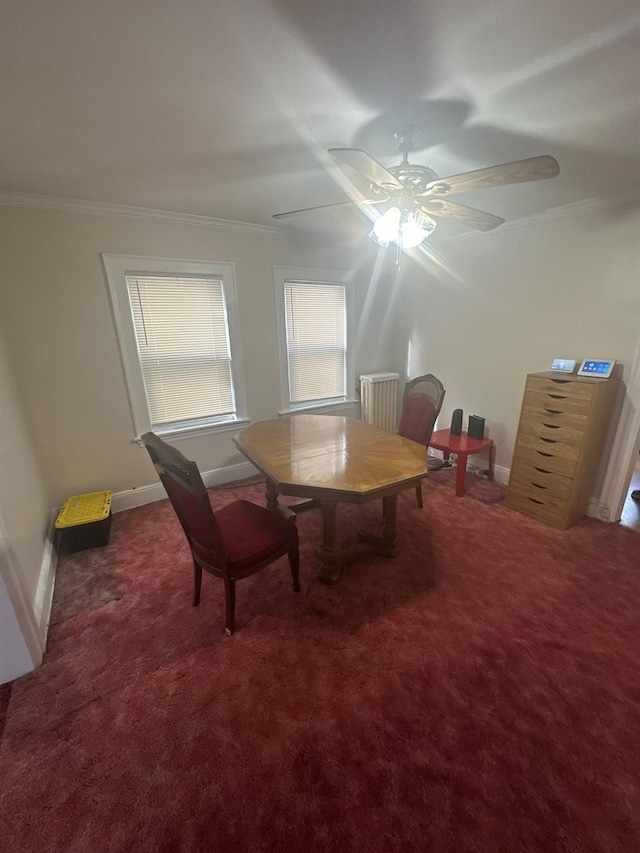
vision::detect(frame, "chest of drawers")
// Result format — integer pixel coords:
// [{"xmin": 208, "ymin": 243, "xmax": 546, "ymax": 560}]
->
[{"xmin": 505, "ymin": 372, "xmax": 619, "ymax": 529}]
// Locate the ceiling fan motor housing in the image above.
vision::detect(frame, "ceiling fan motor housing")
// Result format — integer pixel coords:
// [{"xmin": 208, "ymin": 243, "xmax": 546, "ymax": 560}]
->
[{"xmin": 388, "ymin": 164, "xmax": 439, "ymax": 192}]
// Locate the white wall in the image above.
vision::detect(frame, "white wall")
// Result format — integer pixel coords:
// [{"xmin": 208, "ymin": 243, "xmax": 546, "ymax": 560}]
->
[
  {"xmin": 0, "ymin": 329, "xmax": 49, "ymax": 681},
  {"xmin": 0, "ymin": 330, "xmax": 51, "ymax": 605},
  {"xmin": 0, "ymin": 205, "xmax": 394, "ymax": 507},
  {"xmin": 390, "ymin": 204, "xmax": 640, "ymax": 499}
]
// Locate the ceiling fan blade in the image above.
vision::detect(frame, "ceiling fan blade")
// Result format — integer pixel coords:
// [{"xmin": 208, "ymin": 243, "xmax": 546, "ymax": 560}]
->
[
  {"xmin": 421, "ymin": 199, "xmax": 505, "ymax": 232},
  {"xmin": 329, "ymin": 148, "xmax": 403, "ymax": 189},
  {"xmin": 420, "ymin": 155, "xmax": 560, "ymax": 198},
  {"xmin": 273, "ymin": 198, "xmax": 387, "ymax": 219}
]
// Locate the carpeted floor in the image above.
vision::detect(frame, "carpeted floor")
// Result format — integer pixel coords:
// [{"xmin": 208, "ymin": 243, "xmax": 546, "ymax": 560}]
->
[{"xmin": 1, "ymin": 476, "xmax": 639, "ymax": 852}]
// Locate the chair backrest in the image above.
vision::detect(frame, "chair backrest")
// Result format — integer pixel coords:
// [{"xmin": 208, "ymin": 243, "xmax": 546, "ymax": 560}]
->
[
  {"xmin": 141, "ymin": 432, "xmax": 229, "ymax": 574},
  {"xmin": 398, "ymin": 374, "xmax": 446, "ymax": 447}
]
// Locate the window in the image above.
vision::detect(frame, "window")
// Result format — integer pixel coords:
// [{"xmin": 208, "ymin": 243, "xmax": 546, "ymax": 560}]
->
[
  {"xmin": 273, "ymin": 266, "xmax": 355, "ymax": 413},
  {"xmin": 103, "ymin": 255, "xmax": 247, "ymax": 439}
]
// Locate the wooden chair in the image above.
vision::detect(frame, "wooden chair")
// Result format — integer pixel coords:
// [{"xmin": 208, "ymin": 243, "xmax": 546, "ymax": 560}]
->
[
  {"xmin": 141, "ymin": 432, "xmax": 300, "ymax": 635},
  {"xmin": 397, "ymin": 374, "xmax": 446, "ymax": 508}
]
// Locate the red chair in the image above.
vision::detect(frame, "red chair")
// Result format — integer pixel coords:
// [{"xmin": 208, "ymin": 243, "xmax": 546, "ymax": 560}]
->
[
  {"xmin": 398, "ymin": 374, "xmax": 446, "ymax": 508},
  {"xmin": 141, "ymin": 432, "xmax": 300, "ymax": 635}
]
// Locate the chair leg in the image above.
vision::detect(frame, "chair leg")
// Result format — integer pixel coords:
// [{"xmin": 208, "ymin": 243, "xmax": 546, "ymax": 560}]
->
[
  {"xmin": 289, "ymin": 541, "xmax": 301, "ymax": 592},
  {"xmin": 192, "ymin": 559, "xmax": 202, "ymax": 606},
  {"xmin": 416, "ymin": 483, "xmax": 423, "ymax": 509},
  {"xmin": 224, "ymin": 576, "xmax": 236, "ymax": 636}
]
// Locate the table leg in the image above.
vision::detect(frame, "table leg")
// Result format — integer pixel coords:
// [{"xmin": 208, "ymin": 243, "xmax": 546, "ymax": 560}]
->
[
  {"xmin": 455, "ymin": 453, "xmax": 467, "ymax": 497},
  {"xmin": 488, "ymin": 443, "xmax": 495, "ymax": 482},
  {"xmin": 265, "ymin": 478, "xmax": 279, "ymax": 511},
  {"xmin": 381, "ymin": 494, "xmax": 398, "ymax": 556},
  {"xmin": 317, "ymin": 501, "xmax": 340, "ymax": 585}
]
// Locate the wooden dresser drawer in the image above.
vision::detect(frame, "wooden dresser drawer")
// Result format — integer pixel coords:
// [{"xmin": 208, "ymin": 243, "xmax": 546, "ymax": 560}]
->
[
  {"xmin": 525, "ymin": 376, "xmax": 595, "ymax": 402},
  {"xmin": 516, "ymin": 431, "xmax": 581, "ymax": 462},
  {"xmin": 522, "ymin": 391, "xmax": 591, "ymax": 416},
  {"xmin": 508, "ymin": 474, "xmax": 570, "ymax": 509},
  {"xmin": 509, "ymin": 466, "xmax": 573, "ymax": 500},
  {"xmin": 518, "ymin": 413, "xmax": 585, "ymax": 446},
  {"xmin": 518, "ymin": 404, "xmax": 587, "ymax": 430},
  {"xmin": 510, "ymin": 446, "xmax": 577, "ymax": 478},
  {"xmin": 522, "ymin": 389, "xmax": 592, "ymax": 415},
  {"xmin": 506, "ymin": 492, "xmax": 568, "ymax": 529}
]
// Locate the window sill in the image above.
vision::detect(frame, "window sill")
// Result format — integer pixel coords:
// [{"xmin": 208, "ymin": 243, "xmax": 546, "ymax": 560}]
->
[
  {"xmin": 278, "ymin": 399, "xmax": 359, "ymax": 417},
  {"xmin": 134, "ymin": 417, "xmax": 250, "ymax": 444}
]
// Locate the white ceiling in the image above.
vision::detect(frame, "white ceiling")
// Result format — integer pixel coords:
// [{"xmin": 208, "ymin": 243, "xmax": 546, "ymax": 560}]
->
[{"xmin": 1, "ymin": 0, "xmax": 639, "ymax": 238}]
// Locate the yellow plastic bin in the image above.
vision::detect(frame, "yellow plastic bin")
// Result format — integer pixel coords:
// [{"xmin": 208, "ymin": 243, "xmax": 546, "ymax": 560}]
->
[{"xmin": 55, "ymin": 490, "xmax": 113, "ymax": 552}]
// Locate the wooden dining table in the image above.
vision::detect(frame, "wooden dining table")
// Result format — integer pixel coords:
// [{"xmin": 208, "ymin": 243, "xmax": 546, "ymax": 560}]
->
[{"xmin": 232, "ymin": 414, "xmax": 429, "ymax": 583}]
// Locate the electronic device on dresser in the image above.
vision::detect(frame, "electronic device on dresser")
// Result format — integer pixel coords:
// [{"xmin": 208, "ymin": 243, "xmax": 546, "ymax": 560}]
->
[
  {"xmin": 550, "ymin": 358, "xmax": 577, "ymax": 373},
  {"xmin": 577, "ymin": 359, "xmax": 616, "ymax": 379},
  {"xmin": 506, "ymin": 370, "xmax": 620, "ymax": 530}
]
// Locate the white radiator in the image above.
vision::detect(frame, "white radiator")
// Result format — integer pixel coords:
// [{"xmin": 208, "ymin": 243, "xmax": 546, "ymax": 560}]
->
[{"xmin": 360, "ymin": 372, "xmax": 399, "ymax": 433}]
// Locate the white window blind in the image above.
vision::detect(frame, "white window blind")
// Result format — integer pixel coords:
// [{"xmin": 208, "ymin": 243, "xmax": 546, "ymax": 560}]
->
[
  {"xmin": 284, "ymin": 281, "xmax": 347, "ymax": 404},
  {"xmin": 126, "ymin": 274, "xmax": 236, "ymax": 429}
]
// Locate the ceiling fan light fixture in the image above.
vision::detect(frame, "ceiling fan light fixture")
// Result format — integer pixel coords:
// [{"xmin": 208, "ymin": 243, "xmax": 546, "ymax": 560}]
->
[
  {"xmin": 369, "ymin": 207, "xmax": 436, "ymax": 249},
  {"xmin": 369, "ymin": 206, "xmax": 402, "ymax": 247},
  {"xmin": 400, "ymin": 209, "xmax": 436, "ymax": 248}
]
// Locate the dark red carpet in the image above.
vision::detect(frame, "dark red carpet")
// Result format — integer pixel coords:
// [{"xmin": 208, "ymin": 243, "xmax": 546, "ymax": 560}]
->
[{"xmin": 1, "ymin": 477, "xmax": 639, "ymax": 852}]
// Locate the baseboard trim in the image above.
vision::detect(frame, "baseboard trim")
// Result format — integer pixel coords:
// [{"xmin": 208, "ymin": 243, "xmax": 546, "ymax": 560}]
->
[
  {"xmin": 492, "ymin": 464, "xmax": 509, "ymax": 486},
  {"xmin": 33, "ymin": 510, "xmax": 59, "ymax": 650},
  {"xmin": 586, "ymin": 496, "xmax": 610, "ymax": 521},
  {"xmin": 110, "ymin": 461, "xmax": 260, "ymax": 513}
]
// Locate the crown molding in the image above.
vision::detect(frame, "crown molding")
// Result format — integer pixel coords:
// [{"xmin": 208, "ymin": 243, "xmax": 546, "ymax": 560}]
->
[
  {"xmin": 451, "ymin": 189, "xmax": 640, "ymax": 242},
  {"xmin": 4, "ymin": 186, "xmax": 637, "ymax": 246},
  {"xmin": 0, "ymin": 190, "xmax": 309, "ymax": 241}
]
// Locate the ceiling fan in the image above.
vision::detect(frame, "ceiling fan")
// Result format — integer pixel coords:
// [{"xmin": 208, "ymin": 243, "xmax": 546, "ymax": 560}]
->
[{"xmin": 273, "ymin": 126, "xmax": 560, "ymax": 250}]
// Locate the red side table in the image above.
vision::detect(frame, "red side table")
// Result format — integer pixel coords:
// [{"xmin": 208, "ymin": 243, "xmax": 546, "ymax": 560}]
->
[{"xmin": 429, "ymin": 429, "xmax": 495, "ymax": 497}]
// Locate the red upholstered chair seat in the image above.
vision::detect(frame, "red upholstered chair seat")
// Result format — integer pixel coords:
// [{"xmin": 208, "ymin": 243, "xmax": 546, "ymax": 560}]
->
[{"xmin": 215, "ymin": 499, "xmax": 298, "ymax": 575}]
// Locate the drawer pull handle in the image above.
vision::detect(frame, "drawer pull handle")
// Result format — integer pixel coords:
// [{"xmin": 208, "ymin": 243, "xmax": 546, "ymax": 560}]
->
[
  {"xmin": 547, "ymin": 394, "xmax": 567, "ymax": 400},
  {"xmin": 549, "ymin": 379, "xmax": 570, "ymax": 385},
  {"xmin": 544, "ymin": 408, "xmax": 562, "ymax": 414},
  {"xmin": 531, "ymin": 482, "xmax": 547, "ymax": 490},
  {"xmin": 542, "ymin": 423, "xmax": 560, "ymax": 429},
  {"xmin": 540, "ymin": 437, "xmax": 557, "ymax": 444},
  {"xmin": 533, "ymin": 466, "xmax": 551, "ymax": 474},
  {"xmin": 529, "ymin": 498, "xmax": 543, "ymax": 504},
  {"xmin": 535, "ymin": 451, "xmax": 553, "ymax": 457}
]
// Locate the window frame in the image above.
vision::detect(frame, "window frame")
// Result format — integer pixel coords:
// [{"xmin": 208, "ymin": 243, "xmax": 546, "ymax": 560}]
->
[
  {"xmin": 103, "ymin": 254, "xmax": 248, "ymax": 441},
  {"xmin": 272, "ymin": 265, "xmax": 356, "ymax": 415}
]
